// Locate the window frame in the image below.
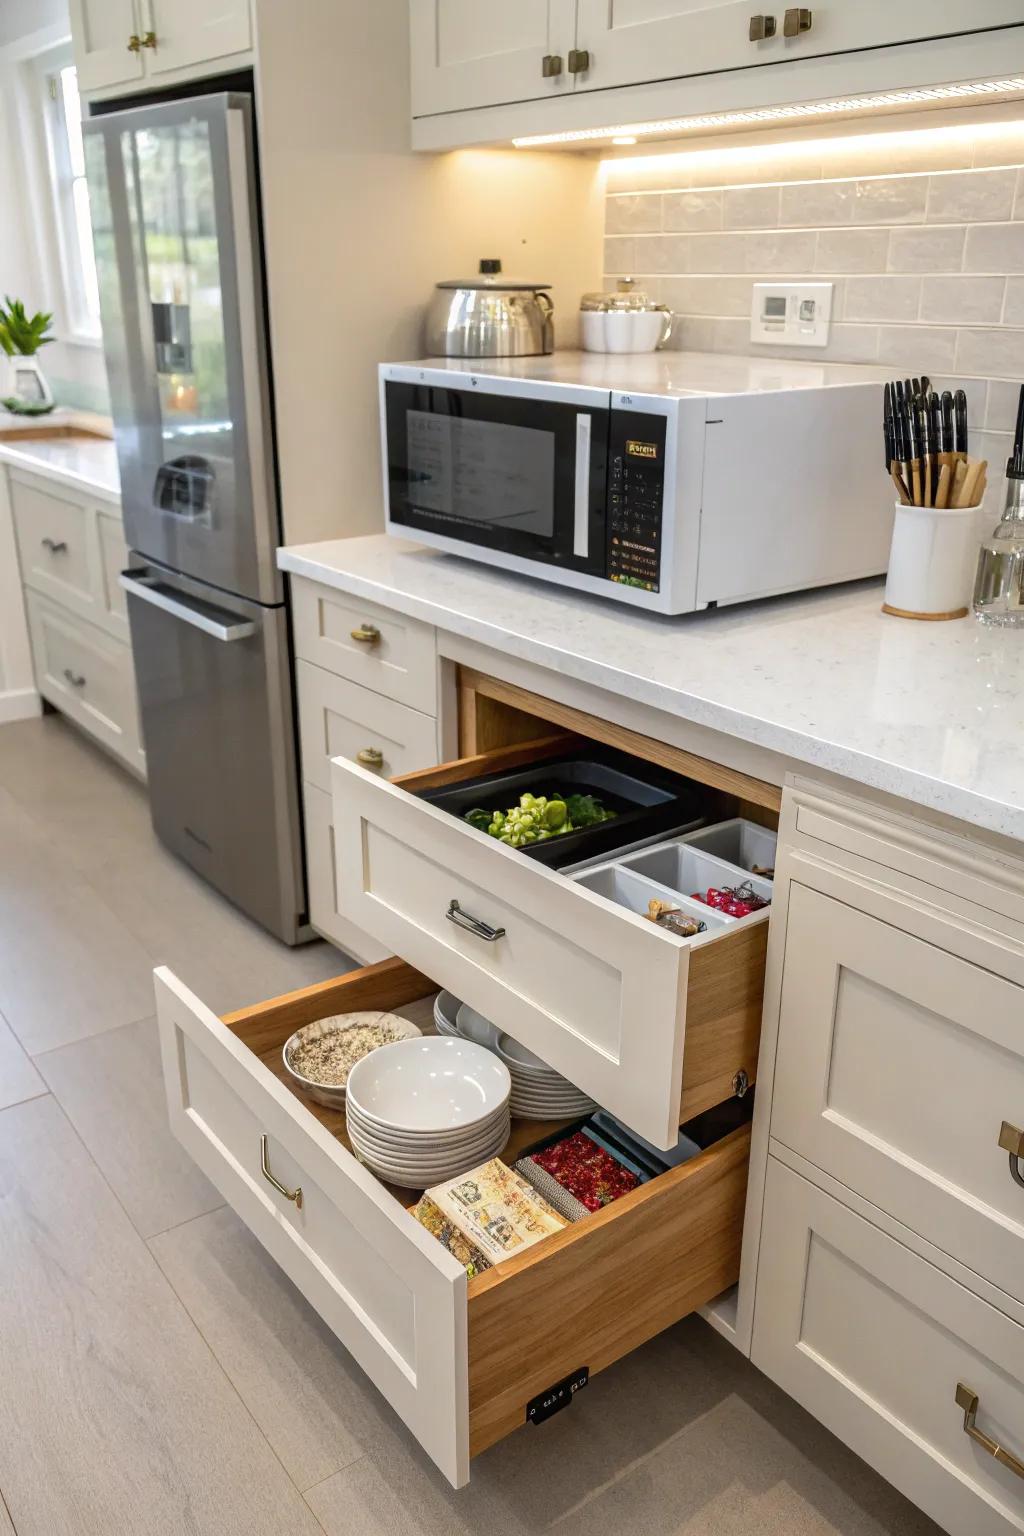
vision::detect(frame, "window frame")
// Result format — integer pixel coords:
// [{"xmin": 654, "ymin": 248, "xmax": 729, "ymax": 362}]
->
[{"xmin": 35, "ymin": 45, "xmax": 102, "ymax": 346}]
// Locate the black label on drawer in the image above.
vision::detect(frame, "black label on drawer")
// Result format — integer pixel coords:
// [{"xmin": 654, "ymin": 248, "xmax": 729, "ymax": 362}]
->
[{"xmin": 526, "ymin": 1366, "xmax": 589, "ymax": 1426}]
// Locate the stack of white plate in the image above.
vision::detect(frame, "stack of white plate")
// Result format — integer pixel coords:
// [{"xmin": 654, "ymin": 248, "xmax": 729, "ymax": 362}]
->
[
  {"xmin": 345, "ymin": 1036, "xmax": 511, "ymax": 1187},
  {"xmin": 495, "ymin": 1033, "xmax": 597, "ymax": 1120},
  {"xmin": 433, "ymin": 991, "xmax": 463, "ymax": 1037}
]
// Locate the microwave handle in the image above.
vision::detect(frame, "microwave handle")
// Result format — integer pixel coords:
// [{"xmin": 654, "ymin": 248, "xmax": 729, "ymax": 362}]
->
[{"xmin": 573, "ymin": 413, "xmax": 591, "ymax": 558}]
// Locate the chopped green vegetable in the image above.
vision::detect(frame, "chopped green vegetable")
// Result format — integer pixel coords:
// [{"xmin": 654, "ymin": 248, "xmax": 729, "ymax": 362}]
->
[{"xmin": 462, "ymin": 787, "xmax": 616, "ymax": 848}]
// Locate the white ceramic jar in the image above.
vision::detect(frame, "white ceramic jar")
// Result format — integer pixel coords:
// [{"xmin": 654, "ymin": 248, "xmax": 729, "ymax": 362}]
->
[{"xmin": 882, "ymin": 500, "xmax": 978, "ymax": 620}]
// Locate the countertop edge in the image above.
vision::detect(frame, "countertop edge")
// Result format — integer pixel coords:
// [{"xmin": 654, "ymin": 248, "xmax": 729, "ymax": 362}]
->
[
  {"xmin": 0, "ymin": 439, "xmax": 120, "ymax": 502},
  {"xmin": 277, "ymin": 545, "xmax": 1023, "ymax": 847}
]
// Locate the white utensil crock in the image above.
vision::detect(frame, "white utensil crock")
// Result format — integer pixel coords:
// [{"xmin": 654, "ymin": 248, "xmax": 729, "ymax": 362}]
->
[
  {"xmin": 580, "ymin": 308, "xmax": 672, "ymax": 353},
  {"xmin": 882, "ymin": 499, "xmax": 977, "ymax": 620}
]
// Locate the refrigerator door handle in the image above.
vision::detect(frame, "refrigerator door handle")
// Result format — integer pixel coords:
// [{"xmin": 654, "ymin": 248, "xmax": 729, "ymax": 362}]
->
[{"xmin": 120, "ymin": 570, "xmax": 257, "ymax": 642}]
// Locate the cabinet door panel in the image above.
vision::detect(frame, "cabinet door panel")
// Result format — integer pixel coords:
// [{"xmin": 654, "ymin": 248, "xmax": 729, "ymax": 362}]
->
[
  {"xmin": 69, "ymin": 0, "xmax": 145, "ymax": 93},
  {"xmin": 575, "ymin": 0, "xmax": 1024, "ymax": 95},
  {"xmin": 411, "ymin": 0, "xmax": 576, "ymax": 116},
  {"xmin": 143, "ymin": 0, "xmax": 251, "ymax": 77}
]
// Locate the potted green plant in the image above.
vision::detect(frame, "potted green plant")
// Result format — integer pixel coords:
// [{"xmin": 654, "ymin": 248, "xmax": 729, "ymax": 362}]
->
[{"xmin": 0, "ymin": 298, "xmax": 55, "ymax": 415}]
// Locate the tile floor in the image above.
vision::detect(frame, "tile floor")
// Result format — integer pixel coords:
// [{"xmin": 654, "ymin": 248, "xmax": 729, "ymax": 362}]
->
[{"xmin": 0, "ymin": 713, "xmax": 944, "ymax": 1536}]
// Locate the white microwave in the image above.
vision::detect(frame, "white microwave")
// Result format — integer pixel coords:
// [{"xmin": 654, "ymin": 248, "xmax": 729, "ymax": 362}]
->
[{"xmin": 379, "ymin": 351, "xmax": 893, "ymax": 615}]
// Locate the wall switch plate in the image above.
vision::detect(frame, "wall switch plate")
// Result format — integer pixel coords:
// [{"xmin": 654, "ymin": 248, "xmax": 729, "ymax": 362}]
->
[{"xmin": 750, "ymin": 282, "xmax": 833, "ymax": 347}]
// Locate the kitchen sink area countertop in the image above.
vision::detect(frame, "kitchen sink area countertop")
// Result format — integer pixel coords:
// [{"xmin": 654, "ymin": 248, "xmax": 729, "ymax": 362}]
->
[
  {"xmin": 0, "ymin": 417, "xmax": 119, "ymax": 499},
  {"xmin": 277, "ymin": 533, "xmax": 1024, "ymax": 846}
]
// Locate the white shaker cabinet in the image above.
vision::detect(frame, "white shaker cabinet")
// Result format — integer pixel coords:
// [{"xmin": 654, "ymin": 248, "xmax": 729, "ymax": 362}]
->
[
  {"xmin": 141, "ymin": 0, "xmax": 252, "ymax": 81},
  {"xmin": 68, "ymin": 0, "xmax": 145, "ymax": 94},
  {"xmin": 410, "ymin": 0, "xmax": 577, "ymax": 118},
  {"xmin": 69, "ymin": 0, "xmax": 251, "ymax": 96}
]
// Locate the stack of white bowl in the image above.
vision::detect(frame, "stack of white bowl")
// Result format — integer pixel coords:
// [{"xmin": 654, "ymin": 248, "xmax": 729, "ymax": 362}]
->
[
  {"xmin": 345, "ymin": 1035, "xmax": 511, "ymax": 1187},
  {"xmin": 433, "ymin": 990, "xmax": 463, "ymax": 1037}
]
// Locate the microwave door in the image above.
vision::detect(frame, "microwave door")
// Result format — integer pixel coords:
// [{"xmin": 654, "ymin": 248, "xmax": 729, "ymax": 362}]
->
[
  {"xmin": 385, "ymin": 381, "xmax": 608, "ymax": 575},
  {"xmin": 85, "ymin": 97, "xmax": 278, "ymax": 604}
]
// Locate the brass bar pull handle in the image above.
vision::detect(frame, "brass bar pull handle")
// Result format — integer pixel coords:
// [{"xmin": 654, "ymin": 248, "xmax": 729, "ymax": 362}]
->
[
  {"xmin": 567, "ymin": 48, "xmax": 590, "ymax": 73},
  {"xmin": 350, "ymin": 623, "xmax": 380, "ymax": 644},
  {"xmin": 749, "ymin": 14, "xmax": 777, "ymax": 40},
  {"xmin": 783, "ymin": 6, "xmax": 812, "ymax": 34},
  {"xmin": 41, "ymin": 537, "xmax": 68, "ymax": 553},
  {"xmin": 999, "ymin": 1121, "xmax": 1024, "ymax": 1189},
  {"xmin": 355, "ymin": 747, "xmax": 384, "ymax": 769},
  {"xmin": 260, "ymin": 1134, "xmax": 302, "ymax": 1209},
  {"xmin": 541, "ymin": 52, "xmax": 563, "ymax": 78},
  {"xmin": 446, "ymin": 899, "xmax": 506, "ymax": 943},
  {"xmin": 956, "ymin": 1383, "xmax": 1024, "ymax": 1479}
]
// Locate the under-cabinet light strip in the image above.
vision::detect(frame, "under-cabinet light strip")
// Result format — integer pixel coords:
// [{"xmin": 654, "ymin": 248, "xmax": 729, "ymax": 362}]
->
[{"xmin": 511, "ymin": 77, "xmax": 1024, "ymax": 148}]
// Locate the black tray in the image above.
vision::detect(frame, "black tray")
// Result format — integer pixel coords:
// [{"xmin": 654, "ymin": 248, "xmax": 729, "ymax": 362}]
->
[{"xmin": 418, "ymin": 746, "xmax": 708, "ymax": 869}]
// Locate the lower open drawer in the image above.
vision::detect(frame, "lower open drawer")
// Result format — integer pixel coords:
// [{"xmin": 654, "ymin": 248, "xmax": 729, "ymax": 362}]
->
[{"xmin": 156, "ymin": 957, "xmax": 750, "ymax": 1488}]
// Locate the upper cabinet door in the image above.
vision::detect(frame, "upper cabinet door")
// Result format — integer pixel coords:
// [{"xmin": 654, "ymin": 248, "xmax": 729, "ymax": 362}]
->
[
  {"xmin": 410, "ymin": 0, "xmax": 577, "ymax": 117},
  {"xmin": 69, "ymin": 0, "xmax": 145, "ymax": 93},
  {"xmin": 573, "ymin": 0, "xmax": 1024, "ymax": 95},
  {"xmin": 141, "ymin": 0, "xmax": 252, "ymax": 78}
]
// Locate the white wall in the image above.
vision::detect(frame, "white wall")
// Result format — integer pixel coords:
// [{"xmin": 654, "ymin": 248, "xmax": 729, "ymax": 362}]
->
[
  {"xmin": 0, "ymin": 0, "xmax": 111, "ymax": 414},
  {"xmin": 252, "ymin": 0, "xmax": 605, "ymax": 548}
]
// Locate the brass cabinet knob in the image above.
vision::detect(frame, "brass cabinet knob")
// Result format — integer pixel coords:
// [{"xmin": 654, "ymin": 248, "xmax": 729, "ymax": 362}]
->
[
  {"xmin": 783, "ymin": 7, "xmax": 812, "ymax": 35},
  {"xmin": 356, "ymin": 747, "xmax": 384, "ymax": 769},
  {"xmin": 349, "ymin": 623, "xmax": 380, "ymax": 644},
  {"xmin": 749, "ymin": 14, "xmax": 777, "ymax": 39},
  {"xmin": 567, "ymin": 48, "xmax": 590, "ymax": 74},
  {"xmin": 127, "ymin": 33, "xmax": 142, "ymax": 50},
  {"xmin": 541, "ymin": 53, "xmax": 563, "ymax": 78},
  {"xmin": 141, "ymin": 30, "xmax": 157, "ymax": 47}
]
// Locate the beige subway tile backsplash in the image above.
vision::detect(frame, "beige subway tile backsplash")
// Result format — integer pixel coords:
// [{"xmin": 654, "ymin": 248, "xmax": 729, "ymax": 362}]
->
[
  {"xmin": 919, "ymin": 276, "xmax": 1005, "ymax": 325},
  {"xmin": 603, "ymin": 123, "xmax": 1024, "ymax": 407},
  {"xmin": 925, "ymin": 169, "xmax": 1017, "ymax": 225}
]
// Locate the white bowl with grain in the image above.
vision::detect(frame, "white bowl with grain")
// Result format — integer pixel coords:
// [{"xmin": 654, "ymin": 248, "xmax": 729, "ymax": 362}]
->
[{"xmin": 282, "ymin": 1012, "xmax": 422, "ymax": 1110}]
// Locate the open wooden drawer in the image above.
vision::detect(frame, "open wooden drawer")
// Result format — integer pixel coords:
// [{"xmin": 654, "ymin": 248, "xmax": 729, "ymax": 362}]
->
[
  {"xmin": 155, "ymin": 957, "xmax": 750, "ymax": 1488},
  {"xmin": 331, "ymin": 737, "xmax": 771, "ymax": 1148}
]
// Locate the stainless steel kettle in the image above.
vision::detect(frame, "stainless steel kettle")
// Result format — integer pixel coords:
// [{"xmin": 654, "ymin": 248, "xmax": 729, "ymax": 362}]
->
[{"xmin": 426, "ymin": 259, "xmax": 554, "ymax": 358}]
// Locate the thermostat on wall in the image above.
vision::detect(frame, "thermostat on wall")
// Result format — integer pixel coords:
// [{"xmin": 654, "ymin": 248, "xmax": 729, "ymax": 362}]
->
[{"xmin": 750, "ymin": 282, "xmax": 833, "ymax": 347}]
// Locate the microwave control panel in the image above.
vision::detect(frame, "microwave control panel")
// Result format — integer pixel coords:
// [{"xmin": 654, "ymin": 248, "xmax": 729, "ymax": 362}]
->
[{"xmin": 606, "ymin": 411, "xmax": 667, "ymax": 592}]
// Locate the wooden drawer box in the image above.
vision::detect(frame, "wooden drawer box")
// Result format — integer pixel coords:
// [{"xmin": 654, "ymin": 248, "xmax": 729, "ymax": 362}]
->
[
  {"xmin": 331, "ymin": 738, "xmax": 769, "ymax": 1149},
  {"xmin": 752, "ymin": 1158, "xmax": 1024, "ymax": 1536},
  {"xmin": 156, "ymin": 957, "xmax": 750, "ymax": 1487},
  {"xmin": 291, "ymin": 575, "xmax": 437, "ymax": 711},
  {"xmin": 770, "ymin": 878, "xmax": 1024, "ymax": 1308},
  {"xmin": 296, "ymin": 659, "xmax": 438, "ymax": 795}
]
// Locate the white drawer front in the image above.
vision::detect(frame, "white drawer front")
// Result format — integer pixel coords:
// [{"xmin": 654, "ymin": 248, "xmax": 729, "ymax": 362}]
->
[
  {"xmin": 25, "ymin": 590, "xmax": 141, "ymax": 769},
  {"xmin": 12, "ymin": 475, "xmax": 94, "ymax": 612},
  {"xmin": 303, "ymin": 782, "xmax": 390, "ymax": 964},
  {"xmin": 291, "ymin": 576, "xmax": 436, "ymax": 711},
  {"xmin": 154, "ymin": 967, "xmax": 468, "ymax": 1486},
  {"xmin": 96, "ymin": 504, "xmax": 129, "ymax": 637},
  {"xmin": 771, "ymin": 880, "xmax": 1024, "ymax": 1307},
  {"xmin": 331, "ymin": 755, "xmax": 696, "ymax": 1147},
  {"xmin": 753, "ymin": 1159, "xmax": 1024, "ymax": 1536},
  {"xmin": 296, "ymin": 660, "xmax": 438, "ymax": 795}
]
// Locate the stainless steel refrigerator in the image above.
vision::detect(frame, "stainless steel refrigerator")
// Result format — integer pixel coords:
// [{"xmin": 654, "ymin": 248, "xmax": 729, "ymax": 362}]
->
[{"xmin": 84, "ymin": 93, "xmax": 306, "ymax": 944}]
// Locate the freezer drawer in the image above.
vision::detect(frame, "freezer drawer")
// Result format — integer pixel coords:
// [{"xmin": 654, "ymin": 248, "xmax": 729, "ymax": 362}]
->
[
  {"xmin": 124, "ymin": 562, "xmax": 303, "ymax": 943},
  {"xmin": 155, "ymin": 956, "xmax": 750, "ymax": 1488}
]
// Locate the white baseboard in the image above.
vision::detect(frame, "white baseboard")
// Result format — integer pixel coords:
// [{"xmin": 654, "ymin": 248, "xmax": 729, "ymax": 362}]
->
[{"xmin": 0, "ymin": 688, "xmax": 42, "ymax": 725}]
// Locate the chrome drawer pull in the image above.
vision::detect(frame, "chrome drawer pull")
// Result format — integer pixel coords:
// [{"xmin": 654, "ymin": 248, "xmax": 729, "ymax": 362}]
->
[
  {"xmin": 350, "ymin": 623, "xmax": 380, "ymax": 644},
  {"xmin": 999, "ymin": 1121, "xmax": 1024, "ymax": 1189},
  {"xmin": 446, "ymin": 899, "xmax": 506, "ymax": 943},
  {"xmin": 62, "ymin": 668, "xmax": 86, "ymax": 688},
  {"xmin": 260, "ymin": 1134, "xmax": 302, "ymax": 1209},
  {"xmin": 956, "ymin": 1383, "xmax": 1024, "ymax": 1479},
  {"xmin": 41, "ymin": 537, "xmax": 68, "ymax": 553}
]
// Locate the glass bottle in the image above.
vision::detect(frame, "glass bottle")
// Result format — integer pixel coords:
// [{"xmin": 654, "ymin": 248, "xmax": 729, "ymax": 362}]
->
[{"xmin": 972, "ymin": 465, "xmax": 1024, "ymax": 627}]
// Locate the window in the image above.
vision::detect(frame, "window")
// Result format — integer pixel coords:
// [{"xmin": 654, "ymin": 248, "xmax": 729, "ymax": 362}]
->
[{"xmin": 40, "ymin": 50, "xmax": 101, "ymax": 340}]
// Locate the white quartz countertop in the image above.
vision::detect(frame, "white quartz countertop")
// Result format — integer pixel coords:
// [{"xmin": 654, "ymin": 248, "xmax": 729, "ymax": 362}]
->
[
  {"xmin": 0, "ymin": 423, "xmax": 120, "ymax": 499},
  {"xmin": 278, "ymin": 534, "xmax": 1024, "ymax": 845}
]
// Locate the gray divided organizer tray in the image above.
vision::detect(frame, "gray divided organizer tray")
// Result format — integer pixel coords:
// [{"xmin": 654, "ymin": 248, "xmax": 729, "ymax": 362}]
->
[{"xmin": 681, "ymin": 817, "xmax": 777, "ymax": 876}]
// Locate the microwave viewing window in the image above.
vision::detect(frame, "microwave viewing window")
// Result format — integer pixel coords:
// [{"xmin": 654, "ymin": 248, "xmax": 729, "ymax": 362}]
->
[{"xmin": 407, "ymin": 410, "xmax": 555, "ymax": 537}]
